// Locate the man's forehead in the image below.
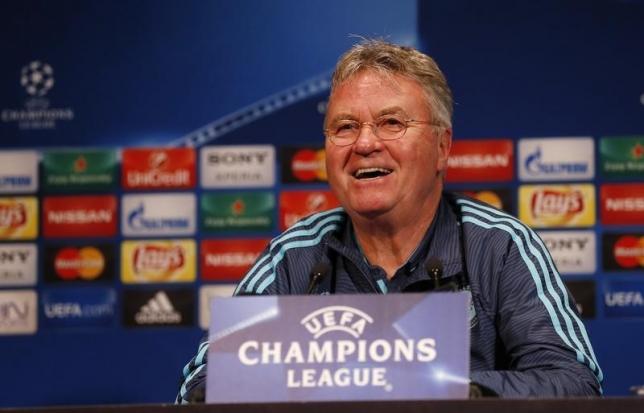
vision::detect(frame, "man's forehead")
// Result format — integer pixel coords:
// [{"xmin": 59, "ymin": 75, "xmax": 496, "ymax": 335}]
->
[{"xmin": 326, "ymin": 70, "xmax": 430, "ymax": 120}]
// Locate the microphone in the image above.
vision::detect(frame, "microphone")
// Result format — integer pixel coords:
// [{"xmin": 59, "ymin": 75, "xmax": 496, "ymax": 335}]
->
[
  {"xmin": 402, "ymin": 257, "xmax": 443, "ymax": 293},
  {"xmin": 425, "ymin": 257, "xmax": 443, "ymax": 290},
  {"xmin": 306, "ymin": 262, "xmax": 330, "ymax": 294}
]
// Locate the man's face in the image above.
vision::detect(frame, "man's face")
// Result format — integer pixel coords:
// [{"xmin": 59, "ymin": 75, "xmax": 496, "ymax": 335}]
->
[{"xmin": 324, "ymin": 69, "xmax": 451, "ymax": 220}]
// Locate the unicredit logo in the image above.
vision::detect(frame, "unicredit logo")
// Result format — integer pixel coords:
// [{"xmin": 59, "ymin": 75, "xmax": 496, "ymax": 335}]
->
[
  {"xmin": 127, "ymin": 204, "xmax": 189, "ymax": 230},
  {"xmin": 524, "ymin": 147, "xmax": 588, "ymax": 175},
  {"xmin": 133, "ymin": 245, "xmax": 185, "ymax": 273},
  {"xmin": 127, "ymin": 169, "xmax": 190, "ymax": 187},
  {"xmin": 531, "ymin": 190, "xmax": 583, "ymax": 216}
]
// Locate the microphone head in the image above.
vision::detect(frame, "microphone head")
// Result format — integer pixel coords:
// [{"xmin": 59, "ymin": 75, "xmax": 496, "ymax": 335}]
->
[
  {"xmin": 306, "ymin": 261, "xmax": 331, "ymax": 294},
  {"xmin": 425, "ymin": 257, "xmax": 443, "ymax": 280},
  {"xmin": 310, "ymin": 261, "xmax": 331, "ymax": 279}
]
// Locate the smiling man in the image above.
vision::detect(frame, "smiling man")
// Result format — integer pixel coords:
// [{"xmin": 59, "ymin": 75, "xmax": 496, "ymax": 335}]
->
[{"xmin": 177, "ymin": 40, "xmax": 602, "ymax": 402}]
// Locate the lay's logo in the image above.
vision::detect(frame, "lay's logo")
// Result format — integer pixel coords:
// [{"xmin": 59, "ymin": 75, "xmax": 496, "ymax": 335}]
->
[
  {"xmin": 0, "ymin": 197, "xmax": 38, "ymax": 240},
  {"xmin": 121, "ymin": 240, "xmax": 195, "ymax": 283},
  {"xmin": 519, "ymin": 184, "xmax": 595, "ymax": 228}
]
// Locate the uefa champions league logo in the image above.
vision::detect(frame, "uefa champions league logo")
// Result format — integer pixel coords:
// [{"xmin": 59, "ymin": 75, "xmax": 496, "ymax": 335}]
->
[
  {"xmin": 20, "ymin": 61, "xmax": 55, "ymax": 97},
  {"xmin": 1, "ymin": 60, "xmax": 73, "ymax": 129}
]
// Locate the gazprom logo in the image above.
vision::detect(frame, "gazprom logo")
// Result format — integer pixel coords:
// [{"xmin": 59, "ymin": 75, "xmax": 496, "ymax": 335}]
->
[
  {"xmin": 519, "ymin": 138, "xmax": 594, "ymax": 181},
  {"xmin": 122, "ymin": 194, "xmax": 196, "ymax": 236},
  {"xmin": 127, "ymin": 203, "xmax": 189, "ymax": 230},
  {"xmin": 524, "ymin": 146, "xmax": 588, "ymax": 175},
  {"xmin": 301, "ymin": 305, "xmax": 373, "ymax": 339}
]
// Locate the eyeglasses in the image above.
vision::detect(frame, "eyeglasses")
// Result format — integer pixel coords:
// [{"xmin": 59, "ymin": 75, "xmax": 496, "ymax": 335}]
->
[{"xmin": 324, "ymin": 115, "xmax": 440, "ymax": 147}]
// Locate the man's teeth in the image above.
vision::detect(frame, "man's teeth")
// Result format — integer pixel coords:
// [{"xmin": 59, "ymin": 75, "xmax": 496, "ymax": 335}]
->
[{"xmin": 354, "ymin": 167, "xmax": 393, "ymax": 179}]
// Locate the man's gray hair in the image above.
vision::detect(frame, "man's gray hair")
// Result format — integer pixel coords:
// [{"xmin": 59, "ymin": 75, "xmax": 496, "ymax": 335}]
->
[{"xmin": 330, "ymin": 39, "xmax": 453, "ymax": 128}]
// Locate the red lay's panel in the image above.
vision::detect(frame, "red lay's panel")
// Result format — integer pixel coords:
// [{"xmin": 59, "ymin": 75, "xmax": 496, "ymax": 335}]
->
[
  {"xmin": 201, "ymin": 238, "xmax": 269, "ymax": 281},
  {"xmin": 600, "ymin": 183, "xmax": 644, "ymax": 225},
  {"xmin": 446, "ymin": 139, "xmax": 514, "ymax": 182},
  {"xmin": 279, "ymin": 190, "xmax": 340, "ymax": 231},
  {"xmin": 121, "ymin": 147, "xmax": 196, "ymax": 190},
  {"xmin": 43, "ymin": 195, "xmax": 117, "ymax": 238}
]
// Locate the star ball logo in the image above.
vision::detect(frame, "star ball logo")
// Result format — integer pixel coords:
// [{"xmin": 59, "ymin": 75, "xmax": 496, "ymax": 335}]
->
[
  {"xmin": 1, "ymin": 61, "xmax": 74, "ymax": 130},
  {"xmin": 237, "ymin": 305, "xmax": 437, "ymax": 390},
  {"xmin": 20, "ymin": 61, "xmax": 54, "ymax": 97}
]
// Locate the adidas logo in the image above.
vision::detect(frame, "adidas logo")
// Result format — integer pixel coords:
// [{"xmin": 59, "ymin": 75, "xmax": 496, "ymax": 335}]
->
[{"xmin": 134, "ymin": 291, "xmax": 182, "ymax": 324}]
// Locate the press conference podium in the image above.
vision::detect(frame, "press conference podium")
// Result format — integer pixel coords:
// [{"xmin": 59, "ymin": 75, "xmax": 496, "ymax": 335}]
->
[{"xmin": 2, "ymin": 398, "xmax": 644, "ymax": 413}]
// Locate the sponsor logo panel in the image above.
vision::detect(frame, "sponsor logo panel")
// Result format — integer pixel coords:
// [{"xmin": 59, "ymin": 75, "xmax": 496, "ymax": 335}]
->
[
  {"xmin": 519, "ymin": 184, "xmax": 595, "ymax": 228},
  {"xmin": 0, "ymin": 151, "xmax": 39, "ymax": 193},
  {"xmin": 200, "ymin": 145, "xmax": 275, "ymax": 188},
  {"xmin": 0, "ymin": 197, "xmax": 38, "ymax": 240},
  {"xmin": 122, "ymin": 289, "xmax": 194, "ymax": 327},
  {"xmin": 43, "ymin": 244, "xmax": 115, "ymax": 283},
  {"xmin": 122, "ymin": 147, "xmax": 196, "ymax": 190},
  {"xmin": 42, "ymin": 149, "xmax": 117, "ymax": 190},
  {"xmin": 41, "ymin": 288, "xmax": 116, "ymax": 328},
  {"xmin": 518, "ymin": 137, "xmax": 594, "ymax": 181},
  {"xmin": 455, "ymin": 188, "xmax": 515, "ymax": 214},
  {"xmin": 0, "ymin": 244, "xmax": 38, "ymax": 287},
  {"xmin": 0, "ymin": 243, "xmax": 37, "ymax": 286},
  {"xmin": 538, "ymin": 230, "xmax": 596, "ymax": 274},
  {"xmin": 599, "ymin": 136, "xmax": 644, "ymax": 178},
  {"xmin": 600, "ymin": 183, "xmax": 644, "ymax": 225},
  {"xmin": 201, "ymin": 192, "xmax": 274, "ymax": 232},
  {"xmin": 199, "ymin": 284, "xmax": 237, "ymax": 329},
  {"xmin": 602, "ymin": 233, "xmax": 644, "ymax": 271},
  {"xmin": 279, "ymin": 190, "xmax": 341, "ymax": 230},
  {"xmin": 122, "ymin": 193, "xmax": 196, "ymax": 237},
  {"xmin": 604, "ymin": 281, "xmax": 644, "ymax": 318},
  {"xmin": 121, "ymin": 239, "xmax": 196, "ymax": 283},
  {"xmin": 0, "ymin": 290, "xmax": 37, "ymax": 335},
  {"xmin": 201, "ymin": 239, "xmax": 269, "ymax": 281},
  {"xmin": 446, "ymin": 139, "xmax": 514, "ymax": 182},
  {"xmin": 565, "ymin": 280, "xmax": 596, "ymax": 319},
  {"xmin": 280, "ymin": 146, "xmax": 327, "ymax": 183},
  {"xmin": 43, "ymin": 195, "xmax": 117, "ymax": 238}
]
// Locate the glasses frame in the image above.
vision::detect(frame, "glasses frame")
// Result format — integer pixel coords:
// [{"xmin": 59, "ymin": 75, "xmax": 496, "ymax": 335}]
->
[{"xmin": 324, "ymin": 118, "xmax": 442, "ymax": 147}]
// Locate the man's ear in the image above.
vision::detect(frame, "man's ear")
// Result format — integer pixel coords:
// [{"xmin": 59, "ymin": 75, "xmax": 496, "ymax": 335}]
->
[{"xmin": 436, "ymin": 127, "xmax": 452, "ymax": 173}]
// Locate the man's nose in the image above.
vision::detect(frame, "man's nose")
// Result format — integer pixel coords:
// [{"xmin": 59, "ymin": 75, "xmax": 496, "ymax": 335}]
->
[{"xmin": 353, "ymin": 122, "xmax": 380, "ymax": 153}]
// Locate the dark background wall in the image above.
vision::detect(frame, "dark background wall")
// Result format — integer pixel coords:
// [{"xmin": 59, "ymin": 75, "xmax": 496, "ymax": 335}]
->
[{"xmin": 0, "ymin": 0, "xmax": 642, "ymax": 407}]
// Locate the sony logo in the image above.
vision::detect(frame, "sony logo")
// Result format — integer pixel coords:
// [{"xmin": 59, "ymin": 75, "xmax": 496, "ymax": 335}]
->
[
  {"xmin": 208, "ymin": 152, "xmax": 268, "ymax": 165},
  {"xmin": 0, "ymin": 250, "xmax": 30, "ymax": 264}
]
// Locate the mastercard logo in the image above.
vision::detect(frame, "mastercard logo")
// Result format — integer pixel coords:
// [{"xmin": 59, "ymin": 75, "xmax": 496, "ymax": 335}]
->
[
  {"xmin": 613, "ymin": 236, "xmax": 644, "ymax": 268},
  {"xmin": 291, "ymin": 149, "xmax": 327, "ymax": 181},
  {"xmin": 462, "ymin": 191, "xmax": 503, "ymax": 210},
  {"xmin": 54, "ymin": 247, "xmax": 105, "ymax": 280}
]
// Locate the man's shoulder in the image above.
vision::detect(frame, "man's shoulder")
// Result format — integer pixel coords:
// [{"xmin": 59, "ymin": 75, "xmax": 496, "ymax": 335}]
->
[
  {"xmin": 448, "ymin": 192, "xmax": 535, "ymax": 242},
  {"xmin": 266, "ymin": 207, "xmax": 347, "ymax": 255}
]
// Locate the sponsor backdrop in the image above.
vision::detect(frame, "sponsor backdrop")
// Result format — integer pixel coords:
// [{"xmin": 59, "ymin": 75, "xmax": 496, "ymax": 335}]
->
[{"xmin": 0, "ymin": 0, "xmax": 643, "ymax": 407}]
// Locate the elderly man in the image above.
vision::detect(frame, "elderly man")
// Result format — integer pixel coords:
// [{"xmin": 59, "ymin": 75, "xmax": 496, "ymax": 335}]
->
[{"xmin": 177, "ymin": 40, "xmax": 602, "ymax": 402}]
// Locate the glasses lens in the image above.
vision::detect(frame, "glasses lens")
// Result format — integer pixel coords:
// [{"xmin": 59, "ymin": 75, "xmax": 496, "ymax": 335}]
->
[
  {"xmin": 376, "ymin": 116, "xmax": 406, "ymax": 140},
  {"xmin": 329, "ymin": 120, "xmax": 359, "ymax": 145}
]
